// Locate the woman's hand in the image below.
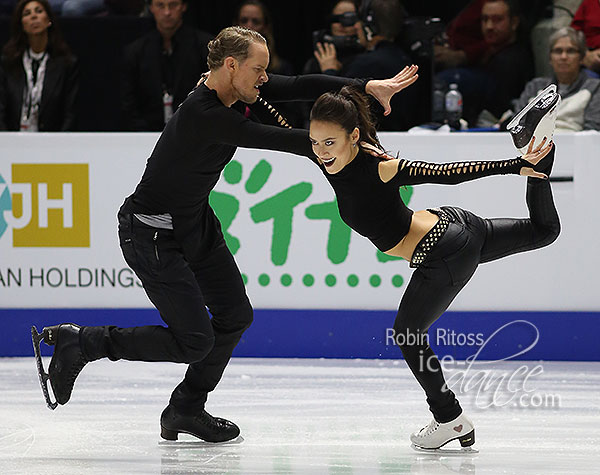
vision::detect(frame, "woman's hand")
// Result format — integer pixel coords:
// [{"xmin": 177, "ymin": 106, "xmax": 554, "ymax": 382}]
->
[
  {"xmin": 519, "ymin": 136, "xmax": 554, "ymax": 179},
  {"xmin": 196, "ymin": 72, "xmax": 209, "ymax": 88},
  {"xmin": 364, "ymin": 65, "xmax": 419, "ymax": 116}
]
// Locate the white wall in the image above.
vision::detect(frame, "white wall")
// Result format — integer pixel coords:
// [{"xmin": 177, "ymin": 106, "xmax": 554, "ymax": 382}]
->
[{"xmin": 0, "ymin": 131, "xmax": 598, "ymax": 311}]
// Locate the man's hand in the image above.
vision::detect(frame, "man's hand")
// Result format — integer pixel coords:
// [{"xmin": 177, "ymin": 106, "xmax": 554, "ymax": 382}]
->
[
  {"xmin": 364, "ymin": 65, "xmax": 419, "ymax": 116},
  {"xmin": 360, "ymin": 141, "xmax": 394, "ymax": 160},
  {"xmin": 583, "ymin": 49, "xmax": 600, "ymax": 72},
  {"xmin": 314, "ymin": 42, "xmax": 342, "ymax": 72},
  {"xmin": 434, "ymin": 45, "xmax": 467, "ymax": 69}
]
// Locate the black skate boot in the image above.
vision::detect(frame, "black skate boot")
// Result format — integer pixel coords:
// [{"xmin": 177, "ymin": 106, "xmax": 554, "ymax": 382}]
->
[
  {"xmin": 507, "ymin": 84, "xmax": 561, "ymax": 155},
  {"xmin": 160, "ymin": 404, "xmax": 241, "ymax": 443},
  {"xmin": 31, "ymin": 323, "xmax": 89, "ymax": 409}
]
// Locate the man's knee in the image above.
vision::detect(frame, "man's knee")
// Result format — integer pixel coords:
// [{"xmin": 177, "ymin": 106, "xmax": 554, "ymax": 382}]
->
[
  {"xmin": 176, "ymin": 331, "xmax": 215, "ymax": 363},
  {"xmin": 212, "ymin": 300, "xmax": 254, "ymax": 333}
]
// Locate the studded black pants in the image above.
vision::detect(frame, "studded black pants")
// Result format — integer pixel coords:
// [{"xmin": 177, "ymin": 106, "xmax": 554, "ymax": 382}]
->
[{"xmin": 393, "ymin": 152, "xmax": 560, "ymax": 423}]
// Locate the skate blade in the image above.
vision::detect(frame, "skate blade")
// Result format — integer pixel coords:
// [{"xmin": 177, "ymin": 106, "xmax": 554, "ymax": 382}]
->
[
  {"xmin": 411, "ymin": 443, "xmax": 479, "ymax": 455},
  {"xmin": 158, "ymin": 435, "xmax": 245, "ymax": 447},
  {"xmin": 31, "ymin": 326, "xmax": 58, "ymax": 410}
]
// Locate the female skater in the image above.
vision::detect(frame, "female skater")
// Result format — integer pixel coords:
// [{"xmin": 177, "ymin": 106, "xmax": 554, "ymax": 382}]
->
[{"xmin": 306, "ymin": 86, "xmax": 560, "ymax": 451}]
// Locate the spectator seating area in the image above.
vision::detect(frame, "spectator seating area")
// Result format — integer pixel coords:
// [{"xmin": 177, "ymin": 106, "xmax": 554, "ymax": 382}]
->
[{"xmin": 0, "ymin": 14, "xmax": 154, "ymax": 131}]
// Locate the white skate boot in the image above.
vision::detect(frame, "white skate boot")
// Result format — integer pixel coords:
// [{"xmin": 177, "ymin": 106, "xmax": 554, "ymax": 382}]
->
[
  {"xmin": 410, "ymin": 413, "xmax": 478, "ymax": 454},
  {"xmin": 506, "ymin": 84, "xmax": 561, "ymax": 154}
]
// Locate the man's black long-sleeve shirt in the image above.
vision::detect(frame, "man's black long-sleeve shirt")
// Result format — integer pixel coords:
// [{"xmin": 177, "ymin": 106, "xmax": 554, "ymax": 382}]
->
[{"xmin": 121, "ymin": 73, "xmax": 364, "ymax": 256}]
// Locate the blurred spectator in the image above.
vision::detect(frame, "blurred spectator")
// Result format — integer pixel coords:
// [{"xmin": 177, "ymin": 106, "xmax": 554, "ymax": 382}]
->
[
  {"xmin": 233, "ymin": 0, "xmax": 294, "ymax": 75},
  {"xmin": 571, "ymin": 0, "xmax": 600, "ymax": 75},
  {"xmin": 302, "ymin": 0, "xmax": 366, "ymax": 76},
  {"xmin": 232, "ymin": 0, "xmax": 306, "ymax": 127},
  {"xmin": 120, "ymin": 0, "xmax": 213, "ymax": 131},
  {"xmin": 432, "ymin": 0, "xmax": 548, "ymax": 71},
  {"xmin": 0, "ymin": 0, "xmax": 78, "ymax": 131},
  {"xmin": 342, "ymin": 0, "xmax": 417, "ymax": 130},
  {"xmin": 436, "ymin": 0, "xmax": 534, "ymax": 126},
  {"xmin": 434, "ymin": 0, "xmax": 487, "ymax": 70},
  {"xmin": 506, "ymin": 27, "xmax": 600, "ymax": 131}
]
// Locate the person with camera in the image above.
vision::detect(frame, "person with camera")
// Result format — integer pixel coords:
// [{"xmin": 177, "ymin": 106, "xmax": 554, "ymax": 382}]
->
[
  {"xmin": 302, "ymin": 0, "xmax": 366, "ymax": 76},
  {"xmin": 343, "ymin": 0, "xmax": 418, "ymax": 131}
]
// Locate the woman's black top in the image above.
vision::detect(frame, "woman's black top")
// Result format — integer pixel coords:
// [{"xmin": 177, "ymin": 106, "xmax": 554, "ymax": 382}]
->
[{"xmin": 311, "ymin": 150, "xmax": 527, "ymax": 252}]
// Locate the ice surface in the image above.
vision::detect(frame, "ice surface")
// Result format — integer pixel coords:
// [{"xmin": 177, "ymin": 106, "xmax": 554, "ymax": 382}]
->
[{"xmin": 1, "ymin": 357, "xmax": 599, "ymax": 474}]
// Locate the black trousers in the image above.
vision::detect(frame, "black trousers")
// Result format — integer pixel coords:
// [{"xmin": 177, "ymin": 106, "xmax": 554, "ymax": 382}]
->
[
  {"xmin": 82, "ymin": 210, "xmax": 253, "ymax": 414},
  {"xmin": 393, "ymin": 172, "xmax": 560, "ymax": 423}
]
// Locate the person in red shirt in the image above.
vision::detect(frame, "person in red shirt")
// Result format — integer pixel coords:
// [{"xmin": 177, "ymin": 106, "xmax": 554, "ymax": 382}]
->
[
  {"xmin": 434, "ymin": 0, "xmax": 487, "ymax": 69},
  {"xmin": 571, "ymin": 0, "xmax": 600, "ymax": 73}
]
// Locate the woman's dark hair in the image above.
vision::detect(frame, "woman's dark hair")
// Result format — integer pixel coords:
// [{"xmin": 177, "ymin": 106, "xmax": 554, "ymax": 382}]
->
[
  {"xmin": 310, "ymin": 85, "xmax": 382, "ymax": 151},
  {"xmin": 2, "ymin": 0, "xmax": 72, "ymax": 64}
]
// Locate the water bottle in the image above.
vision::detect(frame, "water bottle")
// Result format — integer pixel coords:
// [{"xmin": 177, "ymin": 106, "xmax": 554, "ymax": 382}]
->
[
  {"xmin": 445, "ymin": 83, "xmax": 463, "ymax": 130},
  {"xmin": 432, "ymin": 79, "xmax": 446, "ymax": 124}
]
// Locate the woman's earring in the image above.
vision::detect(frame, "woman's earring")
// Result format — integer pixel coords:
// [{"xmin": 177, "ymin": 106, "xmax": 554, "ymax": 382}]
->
[{"xmin": 353, "ymin": 143, "xmax": 356, "ymax": 147}]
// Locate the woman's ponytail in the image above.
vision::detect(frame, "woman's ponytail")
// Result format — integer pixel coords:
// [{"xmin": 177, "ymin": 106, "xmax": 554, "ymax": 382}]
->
[{"xmin": 339, "ymin": 86, "xmax": 382, "ymax": 150}]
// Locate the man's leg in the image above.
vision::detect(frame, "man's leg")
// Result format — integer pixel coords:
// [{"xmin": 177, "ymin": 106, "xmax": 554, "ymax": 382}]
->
[
  {"xmin": 169, "ymin": 242, "xmax": 253, "ymax": 413},
  {"xmin": 82, "ymin": 214, "xmax": 215, "ymax": 363},
  {"xmin": 36, "ymin": 213, "xmax": 216, "ymax": 408}
]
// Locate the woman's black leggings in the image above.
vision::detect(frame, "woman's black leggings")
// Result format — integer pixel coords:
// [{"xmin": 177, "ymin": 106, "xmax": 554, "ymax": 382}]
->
[{"xmin": 393, "ymin": 151, "xmax": 560, "ymax": 423}]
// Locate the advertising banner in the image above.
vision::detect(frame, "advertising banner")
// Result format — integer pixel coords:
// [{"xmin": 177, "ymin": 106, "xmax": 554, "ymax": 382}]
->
[{"xmin": 0, "ymin": 132, "xmax": 598, "ymax": 311}]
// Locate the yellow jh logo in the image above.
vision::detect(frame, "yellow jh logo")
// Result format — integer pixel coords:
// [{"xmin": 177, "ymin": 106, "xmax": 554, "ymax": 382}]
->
[{"xmin": 2, "ymin": 164, "xmax": 89, "ymax": 247}]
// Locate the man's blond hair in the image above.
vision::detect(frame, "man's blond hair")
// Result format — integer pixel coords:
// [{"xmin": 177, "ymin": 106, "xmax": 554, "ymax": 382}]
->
[{"xmin": 207, "ymin": 26, "xmax": 267, "ymax": 70}]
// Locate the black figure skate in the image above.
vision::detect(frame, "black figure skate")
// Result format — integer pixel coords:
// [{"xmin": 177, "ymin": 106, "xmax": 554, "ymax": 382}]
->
[
  {"xmin": 160, "ymin": 404, "xmax": 242, "ymax": 444},
  {"xmin": 507, "ymin": 84, "xmax": 561, "ymax": 155},
  {"xmin": 31, "ymin": 323, "xmax": 89, "ymax": 410}
]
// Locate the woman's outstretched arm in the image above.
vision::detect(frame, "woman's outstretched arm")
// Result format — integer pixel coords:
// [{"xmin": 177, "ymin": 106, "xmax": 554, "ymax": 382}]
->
[{"xmin": 380, "ymin": 137, "xmax": 553, "ymax": 186}]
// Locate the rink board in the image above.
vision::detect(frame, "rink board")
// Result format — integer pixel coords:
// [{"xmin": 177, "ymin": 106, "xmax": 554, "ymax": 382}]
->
[
  {"xmin": 1, "ymin": 132, "xmax": 599, "ymax": 360},
  {"xmin": 2, "ymin": 308, "xmax": 599, "ymax": 361}
]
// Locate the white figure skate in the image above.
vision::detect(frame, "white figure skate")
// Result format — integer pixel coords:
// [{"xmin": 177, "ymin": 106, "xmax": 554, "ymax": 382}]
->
[
  {"xmin": 410, "ymin": 413, "xmax": 478, "ymax": 454},
  {"xmin": 506, "ymin": 84, "xmax": 561, "ymax": 154}
]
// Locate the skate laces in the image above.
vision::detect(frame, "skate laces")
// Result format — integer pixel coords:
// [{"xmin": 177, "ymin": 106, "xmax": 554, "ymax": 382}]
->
[
  {"xmin": 197, "ymin": 411, "xmax": 228, "ymax": 431},
  {"xmin": 418, "ymin": 420, "xmax": 440, "ymax": 437}
]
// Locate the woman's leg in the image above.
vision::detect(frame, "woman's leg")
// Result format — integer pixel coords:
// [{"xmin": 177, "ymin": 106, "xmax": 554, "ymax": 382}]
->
[
  {"xmin": 393, "ymin": 217, "xmax": 485, "ymax": 423},
  {"xmin": 479, "ymin": 147, "xmax": 560, "ymax": 263}
]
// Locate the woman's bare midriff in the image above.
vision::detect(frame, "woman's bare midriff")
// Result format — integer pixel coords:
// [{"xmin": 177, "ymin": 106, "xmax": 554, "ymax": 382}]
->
[{"xmin": 383, "ymin": 210, "xmax": 440, "ymax": 261}]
